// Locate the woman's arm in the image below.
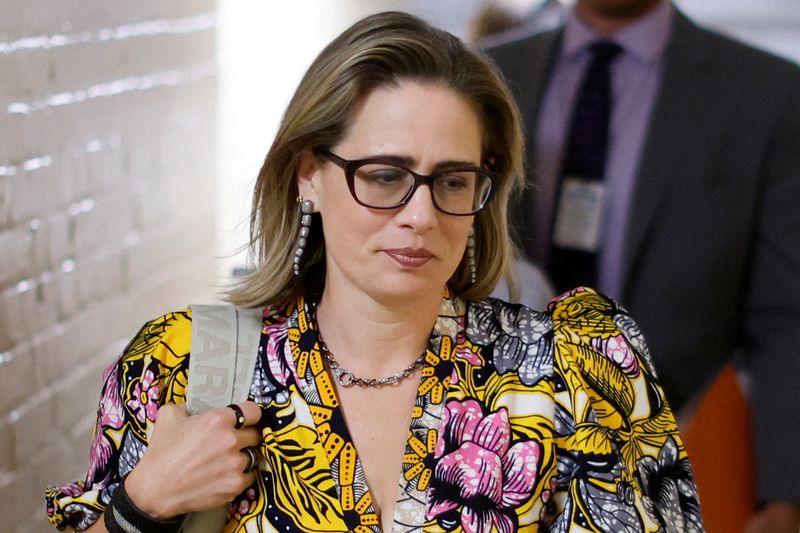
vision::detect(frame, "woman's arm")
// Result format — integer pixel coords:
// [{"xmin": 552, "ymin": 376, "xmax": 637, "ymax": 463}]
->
[
  {"xmin": 63, "ymin": 401, "xmax": 261, "ymax": 531},
  {"xmin": 46, "ymin": 312, "xmax": 262, "ymax": 530},
  {"xmin": 549, "ymin": 288, "xmax": 705, "ymax": 531}
]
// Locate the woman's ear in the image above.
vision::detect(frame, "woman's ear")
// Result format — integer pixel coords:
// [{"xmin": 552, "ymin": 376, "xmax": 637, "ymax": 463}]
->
[{"xmin": 296, "ymin": 148, "xmax": 321, "ymax": 207}]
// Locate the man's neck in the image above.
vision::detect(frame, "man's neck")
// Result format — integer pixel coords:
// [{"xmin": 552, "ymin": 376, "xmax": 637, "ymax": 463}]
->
[{"xmin": 574, "ymin": 0, "xmax": 664, "ymax": 38}]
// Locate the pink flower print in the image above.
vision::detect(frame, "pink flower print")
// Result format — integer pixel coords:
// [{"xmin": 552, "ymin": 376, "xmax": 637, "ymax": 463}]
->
[
  {"xmin": 594, "ymin": 334, "xmax": 639, "ymax": 377},
  {"xmin": 127, "ymin": 369, "xmax": 159, "ymax": 423},
  {"xmin": 88, "ymin": 364, "xmax": 126, "ymax": 484},
  {"xmin": 456, "ymin": 313, "xmax": 468, "ymax": 344},
  {"xmin": 451, "ymin": 345, "xmax": 483, "ymax": 385},
  {"xmin": 99, "ymin": 365, "xmax": 125, "ymax": 429},
  {"xmin": 539, "ymin": 477, "xmax": 558, "ymax": 522},
  {"xmin": 455, "ymin": 346, "xmax": 483, "ymax": 367},
  {"xmin": 56, "ymin": 483, "xmax": 85, "ymax": 497},
  {"xmin": 87, "ymin": 430, "xmax": 114, "ymax": 485},
  {"xmin": 264, "ymin": 321, "xmax": 294, "ymax": 386},
  {"xmin": 548, "ymin": 287, "xmax": 589, "ymax": 309},
  {"xmin": 427, "ymin": 399, "xmax": 541, "ymax": 533}
]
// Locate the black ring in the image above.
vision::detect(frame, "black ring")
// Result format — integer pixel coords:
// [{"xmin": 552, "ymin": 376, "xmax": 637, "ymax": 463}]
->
[
  {"xmin": 227, "ymin": 403, "xmax": 245, "ymax": 429},
  {"xmin": 241, "ymin": 447, "xmax": 258, "ymax": 473}
]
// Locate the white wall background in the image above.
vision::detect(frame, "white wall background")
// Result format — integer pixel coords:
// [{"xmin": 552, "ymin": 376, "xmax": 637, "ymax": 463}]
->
[
  {"xmin": 216, "ymin": 1, "xmax": 405, "ymax": 283},
  {"xmin": 0, "ymin": 2, "xmax": 218, "ymax": 531}
]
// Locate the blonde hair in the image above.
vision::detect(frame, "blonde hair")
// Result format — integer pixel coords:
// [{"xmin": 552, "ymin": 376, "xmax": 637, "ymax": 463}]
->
[{"xmin": 227, "ymin": 11, "xmax": 524, "ymax": 307}]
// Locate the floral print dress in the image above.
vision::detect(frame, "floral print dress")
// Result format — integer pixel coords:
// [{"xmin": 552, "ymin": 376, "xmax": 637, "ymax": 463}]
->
[{"xmin": 46, "ymin": 287, "xmax": 704, "ymax": 532}]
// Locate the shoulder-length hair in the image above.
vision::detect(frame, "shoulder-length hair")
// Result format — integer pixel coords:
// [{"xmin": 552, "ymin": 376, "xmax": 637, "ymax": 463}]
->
[{"xmin": 227, "ymin": 11, "xmax": 524, "ymax": 307}]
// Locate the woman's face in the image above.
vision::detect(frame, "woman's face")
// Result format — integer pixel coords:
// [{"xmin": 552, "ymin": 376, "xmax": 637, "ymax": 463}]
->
[{"xmin": 298, "ymin": 80, "xmax": 482, "ymax": 304}]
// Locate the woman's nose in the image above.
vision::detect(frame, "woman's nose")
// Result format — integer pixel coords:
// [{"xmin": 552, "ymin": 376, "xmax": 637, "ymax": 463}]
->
[{"xmin": 395, "ymin": 184, "xmax": 438, "ymax": 231}]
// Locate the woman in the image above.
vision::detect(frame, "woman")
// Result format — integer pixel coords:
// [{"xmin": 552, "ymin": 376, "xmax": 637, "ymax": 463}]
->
[{"xmin": 46, "ymin": 11, "xmax": 703, "ymax": 533}]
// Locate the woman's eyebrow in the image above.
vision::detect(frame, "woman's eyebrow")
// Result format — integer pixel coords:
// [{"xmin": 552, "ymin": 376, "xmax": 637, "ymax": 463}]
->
[
  {"xmin": 364, "ymin": 154, "xmax": 479, "ymax": 170},
  {"xmin": 431, "ymin": 159, "xmax": 480, "ymax": 170}
]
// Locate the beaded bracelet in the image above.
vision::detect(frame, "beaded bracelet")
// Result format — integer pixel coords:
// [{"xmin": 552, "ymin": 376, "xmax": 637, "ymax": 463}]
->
[{"xmin": 104, "ymin": 475, "xmax": 185, "ymax": 533}]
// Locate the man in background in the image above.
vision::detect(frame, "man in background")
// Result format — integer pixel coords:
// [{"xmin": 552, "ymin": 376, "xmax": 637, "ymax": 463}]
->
[{"xmin": 486, "ymin": 0, "xmax": 800, "ymax": 530}]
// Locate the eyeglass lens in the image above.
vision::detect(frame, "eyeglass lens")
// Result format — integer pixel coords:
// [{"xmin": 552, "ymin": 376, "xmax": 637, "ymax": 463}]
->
[{"xmin": 353, "ymin": 163, "xmax": 491, "ymax": 214}]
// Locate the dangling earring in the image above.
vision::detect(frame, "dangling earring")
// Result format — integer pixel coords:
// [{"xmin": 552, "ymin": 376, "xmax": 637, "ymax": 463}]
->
[
  {"xmin": 467, "ymin": 226, "xmax": 477, "ymax": 284},
  {"xmin": 293, "ymin": 196, "xmax": 314, "ymax": 277}
]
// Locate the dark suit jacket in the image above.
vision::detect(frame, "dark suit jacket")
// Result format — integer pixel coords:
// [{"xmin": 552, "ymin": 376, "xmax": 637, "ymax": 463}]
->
[{"xmin": 486, "ymin": 9, "xmax": 800, "ymax": 503}]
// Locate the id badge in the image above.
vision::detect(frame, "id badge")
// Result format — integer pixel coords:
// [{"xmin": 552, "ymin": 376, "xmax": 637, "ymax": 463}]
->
[{"xmin": 552, "ymin": 177, "xmax": 607, "ymax": 253}]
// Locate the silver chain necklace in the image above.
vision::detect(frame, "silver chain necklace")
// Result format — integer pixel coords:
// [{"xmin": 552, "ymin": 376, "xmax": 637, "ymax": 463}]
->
[{"xmin": 313, "ymin": 308, "xmax": 427, "ymax": 388}]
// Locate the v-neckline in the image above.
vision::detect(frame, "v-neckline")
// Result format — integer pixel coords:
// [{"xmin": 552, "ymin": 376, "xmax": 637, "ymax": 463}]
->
[{"xmin": 284, "ymin": 293, "xmax": 465, "ymax": 532}]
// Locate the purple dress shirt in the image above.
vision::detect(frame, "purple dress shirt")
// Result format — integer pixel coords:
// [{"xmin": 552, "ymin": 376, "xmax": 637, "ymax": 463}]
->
[{"xmin": 533, "ymin": 0, "xmax": 673, "ymax": 298}]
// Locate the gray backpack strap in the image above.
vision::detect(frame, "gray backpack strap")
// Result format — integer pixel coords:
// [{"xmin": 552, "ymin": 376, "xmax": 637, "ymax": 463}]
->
[
  {"xmin": 186, "ymin": 305, "xmax": 262, "ymax": 414},
  {"xmin": 183, "ymin": 305, "xmax": 262, "ymax": 533}
]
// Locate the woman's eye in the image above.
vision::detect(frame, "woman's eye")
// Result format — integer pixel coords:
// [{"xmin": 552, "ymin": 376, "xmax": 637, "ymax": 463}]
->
[
  {"xmin": 438, "ymin": 174, "xmax": 469, "ymax": 190},
  {"xmin": 365, "ymin": 169, "xmax": 405, "ymax": 184}
]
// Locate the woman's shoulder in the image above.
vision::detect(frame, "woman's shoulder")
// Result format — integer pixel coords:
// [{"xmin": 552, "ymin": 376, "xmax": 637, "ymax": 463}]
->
[
  {"xmin": 467, "ymin": 287, "xmax": 657, "ymax": 377},
  {"xmin": 467, "ymin": 286, "xmax": 620, "ymax": 340},
  {"xmin": 546, "ymin": 286, "xmax": 625, "ymax": 335},
  {"xmin": 116, "ymin": 309, "xmax": 197, "ymax": 370},
  {"xmin": 546, "ymin": 286, "xmax": 620, "ymax": 315},
  {"xmin": 136, "ymin": 308, "xmax": 193, "ymax": 340},
  {"xmin": 124, "ymin": 303, "xmax": 284, "ymax": 365},
  {"xmin": 471, "ymin": 285, "xmax": 614, "ymax": 319},
  {"xmin": 467, "ymin": 295, "xmax": 553, "ymax": 337},
  {"xmin": 463, "ymin": 296, "xmax": 554, "ymax": 386},
  {"xmin": 546, "ymin": 286, "xmax": 659, "ymax": 380}
]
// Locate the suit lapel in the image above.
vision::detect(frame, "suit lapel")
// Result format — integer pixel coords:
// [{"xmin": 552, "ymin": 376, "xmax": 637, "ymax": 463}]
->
[
  {"xmin": 517, "ymin": 30, "xmax": 562, "ymax": 140},
  {"xmin": 507, "ymin": 30, "xmax": 563, "ymax": 260},
  {"xmin": 620, "ymin": 12, "xmax": 721, "ymax": 296}
]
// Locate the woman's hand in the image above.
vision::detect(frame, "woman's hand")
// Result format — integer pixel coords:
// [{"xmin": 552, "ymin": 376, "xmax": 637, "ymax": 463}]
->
[{"xmin": 123, "ymin": 401, "xmax": 262, "ymax": 519}]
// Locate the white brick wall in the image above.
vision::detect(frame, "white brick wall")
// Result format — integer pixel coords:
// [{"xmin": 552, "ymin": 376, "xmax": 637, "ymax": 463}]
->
[{"xmin": 0, "ymin": 1, "xmax": 219, "ymax": 530}]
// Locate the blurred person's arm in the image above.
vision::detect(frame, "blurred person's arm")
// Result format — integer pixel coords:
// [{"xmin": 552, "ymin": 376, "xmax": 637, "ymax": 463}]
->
[{"xmin": 741, "ymin": 59, "xmax": 800, "ymax": 533}]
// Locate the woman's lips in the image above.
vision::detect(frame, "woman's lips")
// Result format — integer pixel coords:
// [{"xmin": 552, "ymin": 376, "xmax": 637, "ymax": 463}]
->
[{"xmin": 383, "ymin": 248, "xmax": 433, "ymax": 267}]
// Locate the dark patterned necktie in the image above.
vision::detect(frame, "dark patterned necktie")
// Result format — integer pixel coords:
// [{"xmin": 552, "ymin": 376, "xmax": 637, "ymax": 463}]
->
[{"xmin": 549, "ymin": 41, "xmax": 623, "ymax": 293}]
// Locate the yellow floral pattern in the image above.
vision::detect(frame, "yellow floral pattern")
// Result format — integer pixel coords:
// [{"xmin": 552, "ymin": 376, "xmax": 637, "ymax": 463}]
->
[{"xmin": 46, "ymin": 288, "xmax": 703, "ymax": 532}]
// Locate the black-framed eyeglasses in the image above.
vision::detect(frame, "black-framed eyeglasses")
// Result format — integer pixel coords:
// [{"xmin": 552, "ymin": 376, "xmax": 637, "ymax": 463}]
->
[{"xmin": 314, "ymin": 148, "xmax": 495, "ymax": 216}]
